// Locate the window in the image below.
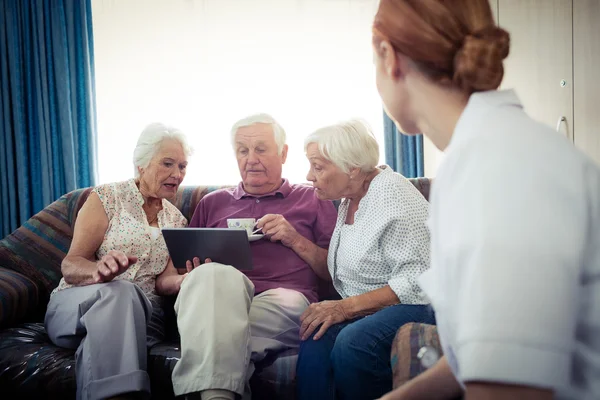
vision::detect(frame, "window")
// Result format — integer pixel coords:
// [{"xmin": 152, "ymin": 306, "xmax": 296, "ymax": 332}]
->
[{"xmin": 93, "ymin": 0, "xmax": 384, "ymax": 185}]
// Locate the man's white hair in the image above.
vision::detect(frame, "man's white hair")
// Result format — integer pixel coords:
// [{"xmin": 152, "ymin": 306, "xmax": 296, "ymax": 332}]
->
[
  {"xmin": 133, "ymin": 122, "xmax": 193, "ymax": 177},
  {"xmin": 230, "ymin": 113, "xmax": 287, "ymax": 154},
  {"xmin": 304, "ymin": 119, "xmax": 379, "ymax": 174}
]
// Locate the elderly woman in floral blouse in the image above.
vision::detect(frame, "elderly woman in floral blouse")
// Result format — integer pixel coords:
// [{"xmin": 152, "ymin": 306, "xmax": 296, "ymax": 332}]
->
[
  {"xmin": 296, "ymin": 119, "xmax": 435, "ymax": 400},
  {"xmin": 45, "ymin": 123, "xmax": 192, "ymax": 400}
]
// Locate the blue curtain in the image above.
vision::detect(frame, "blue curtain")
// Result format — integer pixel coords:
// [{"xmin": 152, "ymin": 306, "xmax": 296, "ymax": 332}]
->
[
  {"xmin": 383, "ymin": 111, "xmax": 424, "ymax": 178},
  {"xmin": 0, "ymin": 0, "xmax": 98, "ymax": 238}
]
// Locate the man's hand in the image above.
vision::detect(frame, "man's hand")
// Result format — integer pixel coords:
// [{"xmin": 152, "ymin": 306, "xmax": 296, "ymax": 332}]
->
[
  {"xmin": 299, "ymin": 300, "xmax": 350, "ymax": 341},
  {"xmin": 256, "ymin": 214, "xmax": 301, "ymax": 248},
  {"xmin": 92, "ymin": 250, "xmax": 137, "ymax": 283},
  {"xmin": 178, "ymin": 257, "xmax": 213, "ymax": 287},
  {"xmin": 185, "ymin": 257, "xmax": 200, "ymax": 273}
]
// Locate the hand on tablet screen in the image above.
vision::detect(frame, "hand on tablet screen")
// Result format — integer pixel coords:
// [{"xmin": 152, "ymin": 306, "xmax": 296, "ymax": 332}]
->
[
  {"xmin": 185, "ymin": 257, "xmax": 200, "ymax": 273},
  {"xmin": 185, "ymin": 257, "xmax": 213, "ymax": 273}
]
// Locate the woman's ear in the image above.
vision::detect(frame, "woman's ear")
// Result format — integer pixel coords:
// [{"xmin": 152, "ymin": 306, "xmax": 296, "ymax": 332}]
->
[
  {"xmin": 137, "ymin": 166, "xmax": 144, "ymax": 176},
  {"xmin": 378, "ymin": 40, "xmax": 402, "ymax": 80},
  {"xmin": 349, "ymin": 167, "xmax": 361, "ymax": 180}
]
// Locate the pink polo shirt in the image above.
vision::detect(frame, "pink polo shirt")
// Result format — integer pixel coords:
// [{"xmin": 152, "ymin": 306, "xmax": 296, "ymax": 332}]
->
[{"xmin": 189, "ymin": 179, "xmax": 337, "ymax": 303}]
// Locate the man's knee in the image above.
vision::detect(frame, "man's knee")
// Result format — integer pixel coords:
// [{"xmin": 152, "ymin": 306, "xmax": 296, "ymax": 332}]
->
[
  {"xmin": 178, "ymin": 263, "xmax": 254, "ymax": 309},
  {"xmin": 263, "ymin": 288, "xmax": 308, "ymax": 308},
  {"xmin": 185, "ymin": 262, "xmax": 247, "ymax": 287},
  {"xmin": 250, "ymin": 288, "xmax": 308, "ymax": 325}
]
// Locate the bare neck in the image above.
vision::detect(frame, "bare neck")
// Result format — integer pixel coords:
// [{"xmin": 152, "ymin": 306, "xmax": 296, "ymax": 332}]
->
[
  {"xmin": 243, "ymin": 179, "xmax": 284, "ymax": 196},
  {"xmin": 136, "ymin": 180, "xmax": 162, "ymax": 209},
  {"xmin": 346, "ymin": 168, "xmax": 381, "ymax": 203}
]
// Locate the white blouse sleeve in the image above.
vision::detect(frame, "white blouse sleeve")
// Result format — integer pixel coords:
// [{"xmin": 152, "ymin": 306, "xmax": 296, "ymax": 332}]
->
[
  {"xmin": 379, "ymin": 180, "xmax": 431, "ymax": 305},
  {"xmin": 444, "ymin": 148, "xmax": 587, "ymax": 390},
  {"xmin": 382, "ymin": 216, "xmax": 430, "ymax": 304}
]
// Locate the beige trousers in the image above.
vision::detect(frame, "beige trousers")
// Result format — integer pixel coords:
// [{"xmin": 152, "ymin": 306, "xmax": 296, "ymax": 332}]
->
[{"xmin": 172, "ymin": 262, "xmax": 309, "ymax": 397}]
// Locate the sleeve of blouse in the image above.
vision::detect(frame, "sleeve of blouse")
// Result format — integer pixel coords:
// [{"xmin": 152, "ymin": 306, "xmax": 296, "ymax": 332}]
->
[
  {"xmin": 445, "ymin": 145, "xmax": 586, "ymax": 391},
  {"xmin": 179, "ymin": 213, "xmax": 188, "ymax": 228},
  {"xmin": 381, "ymin": 179, "xmax": 431, "ymax": 304},
  {"xmin": 91, "ymin": 183, "xmax": 116, "ymax": 221}
]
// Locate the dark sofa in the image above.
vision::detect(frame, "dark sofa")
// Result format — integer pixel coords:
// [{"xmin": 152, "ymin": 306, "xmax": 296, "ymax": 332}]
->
[{"xmin": 0, "ymin": 178, "xmax": 432, "ymax": 399}]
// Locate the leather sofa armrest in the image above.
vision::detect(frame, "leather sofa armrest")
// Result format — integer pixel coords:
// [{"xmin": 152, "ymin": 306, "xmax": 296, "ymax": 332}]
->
[{"xmin": 0, "ymin": 267, "xmax": 41, "ymax": 329}]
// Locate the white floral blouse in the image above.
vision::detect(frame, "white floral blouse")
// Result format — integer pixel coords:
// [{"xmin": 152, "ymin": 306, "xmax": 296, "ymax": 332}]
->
[{"xmin": 52, "ymin": 179, "xmax": 187, "ymax": 299}]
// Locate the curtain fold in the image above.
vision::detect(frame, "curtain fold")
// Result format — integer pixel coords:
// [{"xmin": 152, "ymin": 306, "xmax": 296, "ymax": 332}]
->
[
  {"xmin": 383, "ymin": 111, "xmax": 424, "ymax": 178},
  {"xmin": 0, "ymin": 0, "xmax": 97, "ymax": 238}
]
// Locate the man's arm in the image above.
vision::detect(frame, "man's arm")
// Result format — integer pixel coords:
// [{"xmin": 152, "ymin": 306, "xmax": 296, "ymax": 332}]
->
[
  {"xmin": 257, "ymin": 213, "xmax": 331, "ymax": 281},
  {"xmin": 293, "ymin": 197, "xmax": 338, "ymax": 281},
  {"xmin": 289, "ymin": 235, "xmax": 330, "ymax": 281}
]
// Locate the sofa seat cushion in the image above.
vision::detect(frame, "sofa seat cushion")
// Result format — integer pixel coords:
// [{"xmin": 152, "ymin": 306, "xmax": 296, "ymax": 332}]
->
[
  {"xmin": 0, "ymin": 326, "xmax": 300, "ymax": 400},
  {"xmin": 0, "ymin": 268, "xmax": 42, "ymax": 328},
  {"xmin": 0, "ymin": 188, "xmax": 94, "ymax": 303},
  {"xmin": 0, "ymin": 323, "xmax": 76, "ymax": 399},
  {"xmin": 391, "ymin": 323, "xmax": 441, "ymax": 389},
  {"xmin": 250, "ymin": 348, "xmax": 298, "ymax": 400},
  {"xmin": 149, "ymin": 341, "xmax": 299, "ymax": 399}
]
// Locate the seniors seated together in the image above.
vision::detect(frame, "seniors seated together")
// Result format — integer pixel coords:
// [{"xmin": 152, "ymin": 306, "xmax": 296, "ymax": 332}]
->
[
  {"xmin": 156, "ymin": 113, "xmax": 338, "ymax": 400},
  {"xmin": 295, "ymin": 119, "xmax": 435, "ymax": 400},
  {"xmin": 45, "ymin": 123, "xmax": 191, "ymax": 400},
  {"xmin": 373, "ymin": 1, "xmax": 600, "ymax": 400}
]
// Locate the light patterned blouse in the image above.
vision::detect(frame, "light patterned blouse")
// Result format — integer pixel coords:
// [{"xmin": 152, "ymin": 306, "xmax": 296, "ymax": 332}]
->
[
  {"xmin": 328, "ymin": 166, "xmax": 431, "ymax": 304},
  {"xmin": 52, "ymin": 179, "xmax": 187, "ymax": 299}
]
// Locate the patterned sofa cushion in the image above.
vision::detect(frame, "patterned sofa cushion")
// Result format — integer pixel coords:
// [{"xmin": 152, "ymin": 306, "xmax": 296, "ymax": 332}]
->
[
  {"xmin": 0, "ymin": 268, "xmax": 41, "ymax": 328},
  {"xmin": 391, "ymin": 322, "xmax": 441, "ymax": 389},
  {"xmin": 0, "ymin": 188, "xmax": 93, "ymax": 302},
  {"xmin": 171, "ymin": 185, "xmax": 225, "ymax": 222}
]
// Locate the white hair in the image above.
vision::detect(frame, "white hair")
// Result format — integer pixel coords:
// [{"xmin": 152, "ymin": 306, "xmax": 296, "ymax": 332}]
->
[
  {"xmin": 230, "ymin": 113, "xmax": 286, "ymax": 154},
  {"xmin": 304, "ymin": 119, "xmax": 380, "ymax": 174},
  {"xmin": 133, "ymin": 122, "xmax": 193, "ymax": 177}
]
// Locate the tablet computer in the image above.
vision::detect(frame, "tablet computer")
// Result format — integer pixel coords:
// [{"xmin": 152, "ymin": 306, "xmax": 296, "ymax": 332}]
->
[{"xmin": 162, "ymin": 228, "xmax": 253, "ymax": 270}]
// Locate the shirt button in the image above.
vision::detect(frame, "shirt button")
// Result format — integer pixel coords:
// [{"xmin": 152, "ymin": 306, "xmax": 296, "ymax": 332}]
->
[{"xmin": 256, "ymin": 199, "xmax": 260, "ymax": 203}]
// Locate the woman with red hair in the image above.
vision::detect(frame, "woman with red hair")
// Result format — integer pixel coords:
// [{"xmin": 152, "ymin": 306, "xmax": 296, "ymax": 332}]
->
[{"xmin": 372, "ymin": 1, "xmax": 600, "ymax": 400}]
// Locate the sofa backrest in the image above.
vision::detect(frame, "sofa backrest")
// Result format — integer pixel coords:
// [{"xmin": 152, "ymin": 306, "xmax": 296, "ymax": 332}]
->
[
  {"xmin": 171, "ymin": 178, "xmax": 431, "ymax": 222},
  {"xmin": 0, "ymin": 178, "xmax": 432, "ymax": 306}
]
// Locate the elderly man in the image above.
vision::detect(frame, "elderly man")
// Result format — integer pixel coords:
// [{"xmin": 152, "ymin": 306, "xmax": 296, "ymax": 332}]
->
[{"xmin": 172, "ymin": 113, "xmax": 338, "ymax": 400}]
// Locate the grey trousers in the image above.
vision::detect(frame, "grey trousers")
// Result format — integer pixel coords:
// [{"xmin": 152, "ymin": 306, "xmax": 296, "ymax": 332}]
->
[
  {"xmin": 45, "ymin": 280, "xmax": 161, "ymax": 400},
  {"xmin": 172, "ymin": 262, "xmax": 309, "ymax": 397}
]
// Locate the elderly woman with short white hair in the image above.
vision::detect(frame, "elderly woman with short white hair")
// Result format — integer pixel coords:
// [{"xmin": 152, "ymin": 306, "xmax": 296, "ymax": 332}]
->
[
  {"xmin": 45, "ymin": 123, "xmax": 192, "ymax": 400},
  {"xmin": 296, "ymin": 119, "xmax": 435, "ymax": 400}
]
